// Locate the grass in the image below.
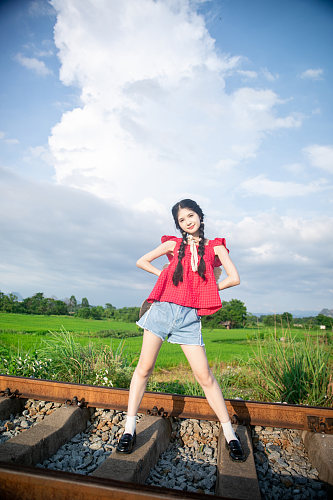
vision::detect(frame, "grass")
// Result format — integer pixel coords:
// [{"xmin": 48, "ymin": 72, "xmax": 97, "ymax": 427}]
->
[
  {"xmin": 0, "ymin": 312, "xmax": 138, "ymax": 334},
  {"xmin": 249, "ymin": 329, "xmax": 332, "ymax": 406},
  {"xmin": 0, "ymin": 313, "xmax": 330, "ymax": 369},
  {"xmin": 0, "ymin": 313, "xmax": 331, "ymax": 406},
  {"xmin": 0, "ymin": 328, "xmax": 257, "ymax": 368}
]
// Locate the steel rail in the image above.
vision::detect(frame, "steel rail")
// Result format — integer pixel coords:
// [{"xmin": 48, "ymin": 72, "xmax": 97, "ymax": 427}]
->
[
  {"xmin": 1, "ymin": 375, "xmax": 332, "ymax": 433},
  {"xmin": 0, "ymin": 463, "xmax": 234, "ymax": 500}
]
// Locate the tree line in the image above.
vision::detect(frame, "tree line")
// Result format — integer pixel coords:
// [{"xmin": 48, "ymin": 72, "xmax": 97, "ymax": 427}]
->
[
  {"xmin": 0, "ymin": 291, "xmax": 331, "ymax": 329},
  {"xmin": 251, "ymin": 312, "xmax": 333, "ymax": 329},
  {"xmin": 0, "ymin": 292, "xmax": 139, "ymax": 322}
]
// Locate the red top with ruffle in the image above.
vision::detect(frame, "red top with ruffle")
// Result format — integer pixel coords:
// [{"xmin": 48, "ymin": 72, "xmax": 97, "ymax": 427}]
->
[{"xmin": 147, "ymin": 235, "xmax": 229, "ymax": 316}]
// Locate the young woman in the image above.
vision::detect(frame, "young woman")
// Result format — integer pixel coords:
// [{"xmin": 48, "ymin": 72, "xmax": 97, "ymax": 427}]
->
[{"xmin": 116, "ymin": 199, "xmax": 245, "ymax": 461}]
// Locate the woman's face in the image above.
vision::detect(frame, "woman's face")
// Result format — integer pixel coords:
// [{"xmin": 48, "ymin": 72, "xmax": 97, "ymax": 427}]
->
[{"xmin": 177, "ymin": 207, "xmax": 201, "ymax": 237}]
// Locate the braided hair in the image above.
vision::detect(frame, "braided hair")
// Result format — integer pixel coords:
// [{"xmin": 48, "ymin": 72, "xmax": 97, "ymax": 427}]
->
[{"xmin": 171, "ymin": 199, "xmax": 206, "ymax": 286}]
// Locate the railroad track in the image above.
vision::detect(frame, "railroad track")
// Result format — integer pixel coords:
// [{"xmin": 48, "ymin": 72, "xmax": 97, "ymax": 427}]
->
[{"xmin": 0, "ymin": 375, "xmax": 332, "ymax": 499}]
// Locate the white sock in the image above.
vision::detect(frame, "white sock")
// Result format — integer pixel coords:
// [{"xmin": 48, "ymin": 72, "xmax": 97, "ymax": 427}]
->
[
  {"xmin": 124, "ymin": 415, "xmax": 136, "ymax": 436},
  {"xmin": 221, "ymin": 421, "xmax": 237, "ymax": 443}
]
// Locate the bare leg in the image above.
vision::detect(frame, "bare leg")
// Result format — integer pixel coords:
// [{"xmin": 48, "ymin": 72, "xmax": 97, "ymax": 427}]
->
[
  {"xmin": 127, "ymin": 329, "xmax": 163, "ymax": 416},
  {"xmin": 181, "ymin": 344, "xmax": 245, "ymax": 459},
  {"xmin": 180, "ymin": 344, "xmax": 230, "ymax": 423}
]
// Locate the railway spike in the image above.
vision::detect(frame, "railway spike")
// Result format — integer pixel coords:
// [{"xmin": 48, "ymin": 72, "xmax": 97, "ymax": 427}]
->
[
  {"xmin": 231, "ymin": 413, "xmax": 239, "ymax": 424},
  {"xmin": 0, "ymin": 388, "xmax": 21, "ymax": 399},
  {"xmin": 147, "ymin": 406, "xmax": 160, "ymax": 416},
  {"xmin": 65, "ymin": 396, "xmax": 87, "ymax": 408},
  {"xmin": 0, "ymin": 388, "xmax": 11, "ymax": 397}
]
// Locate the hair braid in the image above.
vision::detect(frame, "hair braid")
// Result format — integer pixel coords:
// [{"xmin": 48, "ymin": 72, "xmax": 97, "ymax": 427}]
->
[
  {"xmin": 172, "ymin": 230, "xmax": 186, "ymax": 286},
  {"xmin": 197, "ymin": 222, "xmax": 206, "ymax": 280},
  {"xmin": 171, "ymin": 199, "xmax": 206, "ymax": 286}
]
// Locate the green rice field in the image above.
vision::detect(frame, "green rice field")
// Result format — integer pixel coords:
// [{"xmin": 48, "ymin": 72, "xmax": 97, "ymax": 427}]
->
[{"xmin": 0, "ymin": 312, "xmax": 322, "ymax": 369}]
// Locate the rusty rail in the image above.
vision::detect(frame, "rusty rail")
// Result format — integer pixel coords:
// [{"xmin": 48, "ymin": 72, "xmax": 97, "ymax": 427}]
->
[
  {"xmin": 1, "ymin": 375, "xmax": 332, "ymax": 433},
  {"xmin": 0, "ymin": 463, "xmax": 232, "ymax": 500}
]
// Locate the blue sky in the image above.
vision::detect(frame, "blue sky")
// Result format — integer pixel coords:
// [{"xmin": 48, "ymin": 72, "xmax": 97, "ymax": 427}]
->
[{"xmin": 0, "ymin": 0, "xmax": 332, "ymax": 314}]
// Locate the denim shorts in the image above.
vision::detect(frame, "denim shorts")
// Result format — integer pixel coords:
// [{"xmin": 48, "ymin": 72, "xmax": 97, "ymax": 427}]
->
[{"xmin": 136, "ymin": 301, "xmax": 204, "ymax": 346}]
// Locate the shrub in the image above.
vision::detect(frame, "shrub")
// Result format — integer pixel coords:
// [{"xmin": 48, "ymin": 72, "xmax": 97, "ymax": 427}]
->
[
  {"xmin": 249, "ymin": 330, "xmax": 332, "ymax": 406},
  {"xmin": 38, "ymin": 329, "xmax": 135, "ymax": 388},
  {"xmin": 0, "ymin": 346, "xmax": 54, "ymax": 379},
  {"xmin": 94, "ymin": 329, "xmax": 141, "ymax": 339}
]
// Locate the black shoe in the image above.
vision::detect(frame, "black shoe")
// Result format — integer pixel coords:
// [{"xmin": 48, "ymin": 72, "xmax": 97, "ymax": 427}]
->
[
  {"xmin": 116, "ymin": 431, "xmax": 136, "ymax": 454},
  {"xmin": 225, "ymin": 433, "xmax": 246, "ymax": 462}
]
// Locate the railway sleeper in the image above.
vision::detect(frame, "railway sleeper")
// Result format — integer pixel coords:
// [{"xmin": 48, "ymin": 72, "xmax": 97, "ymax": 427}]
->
[
  {"xmin": 91, "ymin": 414, "xmax": 172, "ymax": 483},
  {"xmin": 0, "ymin": 401, "xmax": 90, "ymax": 466},
  {"xmin": 0, "ymin": 395, "xmax": 332, "ymax": 499},
  {"xmin": 217, "ymin": 425, "xmax": 261, "ymax": 500},
  {"xmin": 0, "ymin": 395, "xmax": 26, "ymax": 421},
  {"xmin": 0, "ymin": 396, "xmax": 257, "ymax": 498}
]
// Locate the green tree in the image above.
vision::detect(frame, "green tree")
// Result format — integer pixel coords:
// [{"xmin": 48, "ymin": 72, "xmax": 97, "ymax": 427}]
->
[
  {"xmin": 22, "ymin": 293, "xmax": 48, "ymax": 315},
  {"xmin": 262, "ymin": 314, "xmax": 279, "ymax": 327},
  {"xmin": 281, "ymin": 312, "xmax": 293, "ymax": 327},
  {"xmin": 45, "ymin": 299, "xmax": 68, "ymax": 315},
  {"xmin": 202, "ymin": 299, "xmax": 247, "ymax": 328},
  {"xmin": 90, "ymin": 306, "xmax": 104, "ymax": 319},
  {"xmin": 245, "ymin": 312, "xmax": 258, "ymax": 327},
  {"xmin": 81, "ymin": 297, "xmax": 90, "ymax": 308},
  {"xmin": 75, "ymin": 307, "xmax": 91, "ymax": 319},
  {"xmin": 316, "ymin": 314, "xmax": 333, "ymax": 329},
  {"xmin": 0, "ymin": 292, "xmax": 20, "ymax": 312},
  {"xmin": 104, "ymin": 303, "xmax": 116, "ymax": 318},
  {"xmin": 114, "ymin": 306, "xmax": 140, "ymax": 322},
  {"xmin": 68, "ymin": 295, "xmax": 78, "ymax": 313},
  {"xmin": 221, "ymin": 299, "xmax": 247, "ymax": 328},
  {"xmin": 20, "ymin": 293, "xmax": 68, "ymax": 315}
]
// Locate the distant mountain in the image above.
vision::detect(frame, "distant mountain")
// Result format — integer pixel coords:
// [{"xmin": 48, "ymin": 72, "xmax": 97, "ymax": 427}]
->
[
  {"xmin": 319, "ymin": 308, "xmax": 333, "ymax": 318},
  {"xmin": 288, "ymin": 310, "xmax": 320, "ymax": 318},
  {"xmin": 251, "ymin": 310, "xmax": 319, "ymax": 318},
  {"xmin": 10, "ymin": 291, "xmax": 24, "ymax": 301}
]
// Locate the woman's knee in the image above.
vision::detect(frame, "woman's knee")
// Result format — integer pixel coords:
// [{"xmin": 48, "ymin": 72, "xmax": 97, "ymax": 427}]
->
[
  {"xmin": 194, "ymin": 369, "xmax": 215, "ymax": 388},
  {"xmin": 135, "ymin": 362, "xmax": 154, "ymax": 379}
]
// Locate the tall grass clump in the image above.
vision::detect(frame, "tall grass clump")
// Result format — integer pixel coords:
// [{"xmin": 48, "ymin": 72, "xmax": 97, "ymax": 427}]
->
[
  {"xmin": 249, "ymin": 329, "xmax": 332, "ymax": 406},
  {"xmin": 0, "ymin": 344, "xmax": 53, "ymax": 380},
  {"xmin": 38, "ymin": 329, "xmax": 136, "ymax": 388}
]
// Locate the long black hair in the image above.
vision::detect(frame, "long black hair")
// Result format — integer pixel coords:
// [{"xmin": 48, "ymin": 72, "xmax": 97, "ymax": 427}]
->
[{"xmin": 171, "ymin": 199, "xmax": 206, "ymax": 286}]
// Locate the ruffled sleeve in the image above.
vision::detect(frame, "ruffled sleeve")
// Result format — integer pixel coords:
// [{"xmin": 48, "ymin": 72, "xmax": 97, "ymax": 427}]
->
[
  {"xmin": 211, "ymin": 237, "xmax": 229, "ymax": 267},
  {"xmin": 161, "ymin": 235, "xmax": 179, "ymax": 244},
  {"xmin": 161, "ymin": 235, "xmax": 180, "ymax": 263}
]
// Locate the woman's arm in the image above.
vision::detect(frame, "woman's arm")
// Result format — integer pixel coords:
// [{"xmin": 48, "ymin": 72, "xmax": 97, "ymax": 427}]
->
[
  {"xmin": 136, "ymin": 240, "xmax": 176, "ymax": 277},
  {"xmin": 214, "ymin": 244, "xmax": 240, "ymax": 291}
]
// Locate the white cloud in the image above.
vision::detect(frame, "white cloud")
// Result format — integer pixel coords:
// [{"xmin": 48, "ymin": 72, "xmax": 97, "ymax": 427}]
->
[
  {"xmin": 14, "ymin": 53, "xmax": 53, "ymax": 76},
  {"xmin": 24, "ymin": 145, "xmax": 53, "ymax": 165},
  {"xmin": 134, "ymin": 197, "xmax": 168, "ymax": 216},
  {"xmin": 215, "ymin": 158, "xmax": 238, "ymax": 172},
  {"xmin": 34, "ymin": 49, "xmax": 54, "ymax": 58},
  {"xmin": 207, "ymin": 211, "xmax": 333, "ymax": 311},
  {"xmin": 0, "ymin": 130, "xmax": 19, "ymax": 145},
  {"xmin": 261, "ymin": 67, "xmax": 278, "ymax": 81},
  {"xmin": 211, "ymin": 212, "xmax": 333, "ymax": 266},
  {"xmin": 0, "ymin": 167, "xmax": 170, "ymax": 306},
  {"xmin": 4, "ymin": 138, "xmax": 19, "ymax": 145},
  {"xmin": 303, "ymin": 144, "xmax": 333, "ymax": 174},
  {"xmin": 283, "ymin": 162, "xmax": 305, "ymax": 175},
  {"xmin": 1, "ymin": 167, "xmax": 332, "ymax": 312},
  {"xmin": 28, "ymin": 0, "xmax": 55, "ymax": 17},
  {"xmin": 240, "ymin": 175, "xmax": 328, "ymax": 198},
  {"xmin": 300, "ymin": 68, "xmax": 324, "ymax": 80},
  {"xmin": 237, "ymin": 70, "xmax": 257, "ymax": 79},
  {"xmin": 48, "ymin": 0, "xmax": 302, "ymax": 207}
]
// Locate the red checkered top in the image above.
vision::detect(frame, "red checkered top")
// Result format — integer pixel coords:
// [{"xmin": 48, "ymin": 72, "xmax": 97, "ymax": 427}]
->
[{"xmin": 147, "ymin": 235, "xmax": 229, "ymax": 316}]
